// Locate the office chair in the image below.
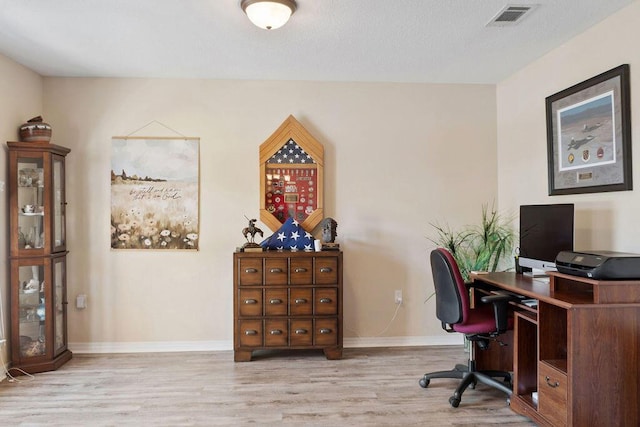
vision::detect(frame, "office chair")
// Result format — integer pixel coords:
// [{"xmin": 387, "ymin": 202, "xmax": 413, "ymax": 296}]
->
[{"xmin": 419, "ymin": 248, "xmax": 514, "ymax": 408}]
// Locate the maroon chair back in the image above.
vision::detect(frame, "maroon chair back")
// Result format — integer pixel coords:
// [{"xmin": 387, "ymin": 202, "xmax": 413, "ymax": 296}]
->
[{"xmin": 430, "ymin": 248, "xmax": 470, "ymax": 327}]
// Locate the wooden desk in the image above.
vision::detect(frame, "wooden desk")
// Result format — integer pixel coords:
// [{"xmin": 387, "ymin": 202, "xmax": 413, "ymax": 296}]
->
[{"xmin": 472, "ymin": 272, "xmax": 640, "ymax": 427}]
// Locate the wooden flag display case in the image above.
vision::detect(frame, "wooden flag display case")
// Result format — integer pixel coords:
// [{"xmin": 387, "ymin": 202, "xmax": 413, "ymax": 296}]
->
[{"xmin": 259, "ymin": 115, "xmax": 324, "ymax": 232}]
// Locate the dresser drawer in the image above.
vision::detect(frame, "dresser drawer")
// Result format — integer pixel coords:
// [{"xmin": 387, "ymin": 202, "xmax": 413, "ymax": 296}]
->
[
  {"xmin": 290, "ymin": 288, "xmax": 313, "ymax": 315},
  {"xmin": 290, "ymin": 258, "xmax": 313, "ymax": 284},
  {"xmin": 265, "ymin": 320, "xmax": 288, "ymax": 346},
  {"xmin": 290, "ymin": 319, "xmax": 313, "ymax": 346},
  {"xmin": 265, "ymin": 289, "xmax": 288, "ymax": 316},
  {"xmin": 538, "ymin": 362, "xmax": 568, "ymax": 427},
  {"xmin": 315, "ymin": 257, "xmax": 338, "ymax": 284},
  {"xmin": 238, "ymin": 320, "xmax": 263, "ymax": 347},
  {"xmin": 265, "ymin": 259, "xmax": 288, "ymax": 285},
  {"xmin": 315, "ymin": 318, "xmax": 338, "ymax": 346},
  {"xmin": 313, "ymin": 319, "xmax": 338, "ymax": 346},
  {"xmin": 238, "ymin": 289, "xmax": 262, "ymax": 316},
  {"xmin": 239, "ymin": 258, "xmax": 263, "ymax": 286},
  {"xmin": 315, "ymin": 288, "xmax": 338, "ymax": 315}
]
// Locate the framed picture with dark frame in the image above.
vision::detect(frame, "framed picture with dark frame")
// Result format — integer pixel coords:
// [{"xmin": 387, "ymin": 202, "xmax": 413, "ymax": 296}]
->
[{"xmin": 546, "ymin": 64, "xmax": 632, "ymax": 195}]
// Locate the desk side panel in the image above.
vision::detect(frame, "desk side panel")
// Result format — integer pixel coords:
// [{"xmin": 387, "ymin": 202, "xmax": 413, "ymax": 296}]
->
[{"xmin": 569, "ymin": 305, "xmax": 640, "ymax": 426}]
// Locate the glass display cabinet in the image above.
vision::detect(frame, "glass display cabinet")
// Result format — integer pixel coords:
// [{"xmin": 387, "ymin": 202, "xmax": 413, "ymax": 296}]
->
[{"xmin": 7, "ymin": 141, "xmax": 72, "ymax": 373}]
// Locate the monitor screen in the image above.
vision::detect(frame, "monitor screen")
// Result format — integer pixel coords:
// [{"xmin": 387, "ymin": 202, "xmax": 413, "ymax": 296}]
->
[{"xmin": 519, "ymin": 203, "xmax": 574, "ymax": 272}]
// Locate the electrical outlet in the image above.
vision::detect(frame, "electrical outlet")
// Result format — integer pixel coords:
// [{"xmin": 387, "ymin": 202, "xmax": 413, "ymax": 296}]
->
[
  {"xmin": 76, "ymin": 294, "xmax": 87, "ymax": 309},
  {"xmin": 394, "ymin": 290, "xmax": 403, "ymax": 304}
]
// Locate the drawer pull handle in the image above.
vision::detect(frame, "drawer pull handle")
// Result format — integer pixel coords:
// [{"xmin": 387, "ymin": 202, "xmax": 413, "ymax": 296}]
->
[
  {"xmin": 295, "ymin": 329, "xmax": 308, "ymax": 334},
  {"xmin": 319, "ymin": 328, "xmax": 332, "ymax": 334},
  {"xmin": 545, "ymin": 376, "xmax": 560, "ymax": 388},
  {"xmin": 269, "ymin": 298, "xmax": 283, "ymax": 304},
  {"xmin": 295, "ymin": 298, "xmax": 308, "ymax": 304},
  {"xmin": 319, "ymin": 298, "xmax": 332, "ymax": 304},
  {"xmin": 244, "ymin": 299, "xmax": 258, "ymax": 304},
  {"xmin": 244, "ymin": 330, "xmax": 258, "ymax": 336},
  {"xmin": 320, "ymin": 267, "xmax": 332, "ymax": 273},
  {"xmin": 245, "ymin": 268, "xmax": 258, "ymax": 274},
  {"xmin": 270, "ymin": 329, "xmax": 283, "ymax": 335},
  {"xmin": 295, "ymin": 268, "xmax": 307, "ymax": 273},
  {"xmin": 269, "ymin": 268, "xmax": 283, "ymax": 273}
]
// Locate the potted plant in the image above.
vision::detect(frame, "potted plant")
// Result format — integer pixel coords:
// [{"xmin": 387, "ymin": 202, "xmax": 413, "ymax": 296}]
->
[{"xmin": 430, "ymin": 204, "xmax": 516, "ymax": 282}]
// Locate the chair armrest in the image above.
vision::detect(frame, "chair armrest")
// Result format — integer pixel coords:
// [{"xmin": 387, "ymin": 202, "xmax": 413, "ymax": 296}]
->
[{"xmin": 481, "ymin": 293, "xmax": 516, "ymax": 334}]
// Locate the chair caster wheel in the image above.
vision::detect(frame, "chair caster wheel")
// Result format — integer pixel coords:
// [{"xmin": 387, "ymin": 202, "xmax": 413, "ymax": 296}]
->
[
  {"xmin": 449, "ymin": 396, "xmax": 461, "ymax": 408},
  {"xmin": 419, "ymin": 377, "xmax": 430, "ymax": 388}
]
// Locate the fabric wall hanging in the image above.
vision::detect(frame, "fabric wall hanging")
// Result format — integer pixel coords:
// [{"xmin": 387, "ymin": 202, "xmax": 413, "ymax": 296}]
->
[{"xmin": 111, "ymin": 136, "xmax": 200, "ymax": 250}]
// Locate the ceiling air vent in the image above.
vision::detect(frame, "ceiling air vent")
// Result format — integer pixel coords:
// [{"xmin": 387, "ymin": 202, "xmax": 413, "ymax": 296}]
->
[{"xmin": 487, "ymin": 4, "xmax": 537, "ymax": 27}]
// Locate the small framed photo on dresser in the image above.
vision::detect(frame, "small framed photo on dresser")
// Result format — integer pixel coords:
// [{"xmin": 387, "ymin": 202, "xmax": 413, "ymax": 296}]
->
[{"xmin": 546, "ymin": 64, "xmax": 632, "ymax": 195}]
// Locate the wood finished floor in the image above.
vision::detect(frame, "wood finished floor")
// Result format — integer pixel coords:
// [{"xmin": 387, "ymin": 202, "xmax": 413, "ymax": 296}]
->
[{"xmin": 0, "ymin": 346, "xmax": 536, "ymax": 426}]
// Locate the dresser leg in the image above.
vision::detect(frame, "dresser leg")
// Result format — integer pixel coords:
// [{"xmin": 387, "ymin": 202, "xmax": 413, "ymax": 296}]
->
[
  {"xmin": 323, "ymin": 347, "xmax": 342, "ymax": 360},
  {"xmin": 234, "ymin": 350, "xmax": 253, "ymax": 362}
]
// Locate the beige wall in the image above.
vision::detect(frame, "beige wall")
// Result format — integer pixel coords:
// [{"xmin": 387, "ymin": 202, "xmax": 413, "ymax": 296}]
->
[
  {"xmin": 4, "ymin": 0, "xmax": 638, "ymax": 357},
  {"xmin": 497, "ymin": 1, "xmax": 640, "ymax": 253},
  {"xmin": 41, "ymin": 78, "xmax": 497, "ymax": 351},
  {"xmin": 0, "ymin": 54, "xmax": 43, "ymax": 367}
]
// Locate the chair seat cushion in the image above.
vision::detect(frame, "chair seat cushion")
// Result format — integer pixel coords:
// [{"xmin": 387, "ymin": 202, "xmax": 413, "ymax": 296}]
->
[{"xmin": 452, "ymin": 304, "xmax": 512, "ymax": 335}]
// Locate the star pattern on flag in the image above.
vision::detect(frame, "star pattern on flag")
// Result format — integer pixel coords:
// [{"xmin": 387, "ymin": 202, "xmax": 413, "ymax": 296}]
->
[
  {"xmin": 260, "ymin": 217, "xmax": 314, "ymax": 251},
  {"xmin": 267, "ymin": 138, "xmax": 316, "ymax": 164}
]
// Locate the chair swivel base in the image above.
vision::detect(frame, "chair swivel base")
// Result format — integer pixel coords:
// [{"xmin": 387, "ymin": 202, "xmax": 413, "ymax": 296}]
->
[{"xmin": 419, "ymin": 362, "xmax": 512, "ymax": 408}]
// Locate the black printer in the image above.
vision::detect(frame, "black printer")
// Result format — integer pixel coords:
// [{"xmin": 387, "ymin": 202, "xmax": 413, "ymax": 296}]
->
[{"xmin": 555, "ymin": 250, "xmax": 640, "ymax": 280}]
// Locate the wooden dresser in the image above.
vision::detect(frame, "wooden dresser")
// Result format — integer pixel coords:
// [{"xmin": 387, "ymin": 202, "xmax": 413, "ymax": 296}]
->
[{"xmin": 233, "ymin": 250, "xmax": 343, "ymax": 362}]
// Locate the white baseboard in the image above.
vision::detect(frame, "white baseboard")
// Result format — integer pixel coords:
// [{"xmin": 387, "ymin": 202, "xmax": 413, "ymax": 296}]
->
[
  {"xmin": 69, "ymin": 335, "xmax": 463, "ymax": 354},
  {"xmin": 69, "ymin": 340, "xmax": 232, "ymax": 354},
  {"xmin": 1, "ymin": 339, "xmax": 8, "ymax": 382},
  {"xmin": 344, "ymin": 334, "xmax": 464, "ymax": 348}
]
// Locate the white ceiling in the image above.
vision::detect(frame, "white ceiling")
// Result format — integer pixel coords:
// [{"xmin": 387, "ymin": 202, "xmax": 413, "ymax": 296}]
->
[{"xmin": 0, "ymin": 0, "xmax": 634, "ymax": 84}]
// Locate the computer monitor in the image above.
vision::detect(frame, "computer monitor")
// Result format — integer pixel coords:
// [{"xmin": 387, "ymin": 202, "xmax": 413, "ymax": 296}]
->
[{"xmin": 519, "ymin": 203, "xmax": 574, "ymax": 274}]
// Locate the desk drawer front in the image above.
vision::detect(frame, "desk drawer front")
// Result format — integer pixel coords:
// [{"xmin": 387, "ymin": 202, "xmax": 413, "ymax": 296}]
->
[{"xmin": 538, "ymin": 362, "xmax": 568, "ymax": 427}]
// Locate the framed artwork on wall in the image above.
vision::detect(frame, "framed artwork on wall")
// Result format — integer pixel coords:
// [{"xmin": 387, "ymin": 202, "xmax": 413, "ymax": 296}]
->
[
  {"xmin": 111, "ymin": 137, "xmax": 200, "ymax": 249},
  {"xmin": 546, "ymin": 64, "xmax": 632, "ymax": 195}
]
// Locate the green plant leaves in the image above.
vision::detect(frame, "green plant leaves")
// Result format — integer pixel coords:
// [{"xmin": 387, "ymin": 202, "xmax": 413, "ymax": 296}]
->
[{"xmin": 429, "ymin": 204, "xmax": 516, "ymax": 282}]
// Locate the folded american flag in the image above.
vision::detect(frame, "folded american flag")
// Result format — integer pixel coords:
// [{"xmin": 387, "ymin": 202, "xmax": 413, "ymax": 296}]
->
[{"xmin": 260, "ymin": 217, "xmax": 314, "ymax": 251}]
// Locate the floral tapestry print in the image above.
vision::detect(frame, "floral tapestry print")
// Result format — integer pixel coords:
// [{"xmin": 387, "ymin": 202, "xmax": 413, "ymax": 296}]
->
[{"xmin": 111, "ymin": 138, "xmax": 199, "ymax": 250}]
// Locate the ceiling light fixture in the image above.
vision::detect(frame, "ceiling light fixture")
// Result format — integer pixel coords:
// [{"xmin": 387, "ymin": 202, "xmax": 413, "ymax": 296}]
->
[{"xmin": 241, "ymin": 0, "xmax": 297, "ymax": 30}]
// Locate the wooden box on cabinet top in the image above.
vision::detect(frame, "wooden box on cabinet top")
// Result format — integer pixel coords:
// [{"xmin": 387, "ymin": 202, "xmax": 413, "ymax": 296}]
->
[{"xmin": 233, "ymin": 251, "xmax": 343, "ymax": 362}]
